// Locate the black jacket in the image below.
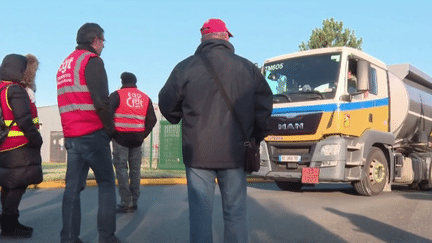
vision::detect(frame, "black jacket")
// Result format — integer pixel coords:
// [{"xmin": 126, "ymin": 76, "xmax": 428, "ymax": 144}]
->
[
  {"xmin": 158, "ymin": 39, "xmax": 273, "ymax": 169},
  {"xmin": 76, "ymin": 44, "xmax": 114, "ymax": 137},
  {"xmin": 0, "ymin": 54, "xmax": 43, "ymax": 188},
  {"xmin": 109, "ymin": 84, "xmax": 157, "ymax": 148}
]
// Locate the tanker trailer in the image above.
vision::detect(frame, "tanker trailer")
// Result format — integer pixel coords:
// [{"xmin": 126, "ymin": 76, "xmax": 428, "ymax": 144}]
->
[
  {"xmin": 387, "ymin": 64, "xmax": 432, "ymax": 190},
  {"xmin": 253, "ymin": 47, "xmax": 432, "ymax": 196}
]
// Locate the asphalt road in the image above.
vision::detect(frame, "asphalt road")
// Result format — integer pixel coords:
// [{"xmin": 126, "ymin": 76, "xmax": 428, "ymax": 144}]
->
[{"xmin": 2, "ymin": 182, "xmax": 432, "ymax": 243}]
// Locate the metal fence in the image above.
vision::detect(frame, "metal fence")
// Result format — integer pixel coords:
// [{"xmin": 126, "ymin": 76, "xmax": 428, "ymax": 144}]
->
[{"xmin": 47, "ymin": 114, "xmax": 186, "ymax": 171}]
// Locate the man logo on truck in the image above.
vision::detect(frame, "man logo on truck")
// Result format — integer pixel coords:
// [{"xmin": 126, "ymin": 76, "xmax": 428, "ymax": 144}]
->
[{"xmin": 278, "ymin": 123, "xmax": 304, "ymax": 130}]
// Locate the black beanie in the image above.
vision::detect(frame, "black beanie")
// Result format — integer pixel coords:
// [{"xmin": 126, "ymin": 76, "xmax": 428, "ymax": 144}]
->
[{"xmin": 121, "ymin": 72, "xmax": 137, "ymax": 85}]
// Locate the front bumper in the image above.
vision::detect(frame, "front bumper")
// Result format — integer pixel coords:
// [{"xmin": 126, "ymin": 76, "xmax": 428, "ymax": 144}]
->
[{"xmin": 252, "ymin": 136, "xmax": 348, "ymax": 182}]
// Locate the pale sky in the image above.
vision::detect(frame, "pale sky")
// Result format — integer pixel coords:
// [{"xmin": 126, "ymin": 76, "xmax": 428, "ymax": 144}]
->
[{"xmin": 1, "ymin": 0, "xmax": 430, "ymax": 107}]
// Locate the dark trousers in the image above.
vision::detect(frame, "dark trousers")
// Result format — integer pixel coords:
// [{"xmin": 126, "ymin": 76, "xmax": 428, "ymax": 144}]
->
[
  {"xmin": 1, "ymin": 185, "xmax": 27, "ymax": 215},
  {"xmin": 112, "ymin": 140, "xmax": 142, "ymax": 207}
]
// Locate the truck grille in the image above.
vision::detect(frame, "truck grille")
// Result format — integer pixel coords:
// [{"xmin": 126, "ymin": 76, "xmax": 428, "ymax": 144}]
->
[{"xmin": 267, "ymin": 142, "xmax": 316, "ymax": 165}]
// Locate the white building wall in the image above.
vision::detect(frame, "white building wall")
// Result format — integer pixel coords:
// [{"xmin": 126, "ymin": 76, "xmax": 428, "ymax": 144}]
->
[
  {"xmin": 37, "ymin": 104, "xmax": 162, "ymax": 164},
  {"xmin": 38, "ymin": 105, "xmax": 63, "ymax": 162}
]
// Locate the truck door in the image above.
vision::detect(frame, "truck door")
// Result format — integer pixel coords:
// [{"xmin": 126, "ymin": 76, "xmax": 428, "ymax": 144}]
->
[
  {"xmin": 344, "ymin": 60, "xmax": 389, "ymax": 136},
  {"xmin": 357, "ymin": 62, "xmax": 389, "ymax": 133}
]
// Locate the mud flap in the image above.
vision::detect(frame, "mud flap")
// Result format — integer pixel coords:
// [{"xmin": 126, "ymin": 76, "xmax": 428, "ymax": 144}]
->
[{"xmin": 383, "ymin": 179, "xmax": 391, "ymax": 192}]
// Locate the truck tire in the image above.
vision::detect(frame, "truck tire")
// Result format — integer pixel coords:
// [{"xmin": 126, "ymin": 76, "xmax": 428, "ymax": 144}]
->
[
  {"xmin": 418, "ymin": 162, "xmax": 432, "ymax": 190},
  {"xmin": 274, "ymin": 180, "xmax": 303, "ymax": 191},
  {"xmin": 353, "ymin": 147, "xmax": 389, "ymax": 196}
]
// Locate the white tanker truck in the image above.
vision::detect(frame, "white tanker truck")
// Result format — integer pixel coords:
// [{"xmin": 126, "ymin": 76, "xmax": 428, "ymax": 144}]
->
[{"xmin": 254, "ymin": 47, "xmax": 432, "ymax": 196}]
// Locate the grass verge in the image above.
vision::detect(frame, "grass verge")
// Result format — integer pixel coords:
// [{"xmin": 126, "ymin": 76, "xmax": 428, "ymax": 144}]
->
[{"xmin": 42, "ymin": 162, "xmax": 186, "ymax": 181}]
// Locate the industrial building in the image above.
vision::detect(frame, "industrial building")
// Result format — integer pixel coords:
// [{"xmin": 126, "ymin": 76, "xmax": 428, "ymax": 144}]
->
[{"xmin": 37, "ymin": 104, "xmax": 163, "ymax": 168}]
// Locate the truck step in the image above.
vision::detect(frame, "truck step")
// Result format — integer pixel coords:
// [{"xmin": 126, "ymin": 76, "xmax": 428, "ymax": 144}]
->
[
  {"xmin": 345, "ymin": 161, "xmax": 362, "ymax": 166},
  {"xmin": 346, "ymin": 176, "xmax": 361, "ymax": 180},
  {"xmin": 347, "ymin": 144, "xmax": 363, "ymax": 151}
]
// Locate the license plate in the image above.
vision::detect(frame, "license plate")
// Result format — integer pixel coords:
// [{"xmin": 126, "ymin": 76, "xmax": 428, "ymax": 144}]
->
[
  {"xmin": 301, "ymin": 167, "xmax": 319, "ymax": 184},
  {"xmin": 279, "ymin": 155, "xmax": 301, "ymax": 162}
]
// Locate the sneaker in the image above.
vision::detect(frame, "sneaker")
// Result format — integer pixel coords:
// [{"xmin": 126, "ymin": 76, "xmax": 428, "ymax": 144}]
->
[{"xmin": 116, "ymin": 204, "xmax": 134, "ymax": 213}]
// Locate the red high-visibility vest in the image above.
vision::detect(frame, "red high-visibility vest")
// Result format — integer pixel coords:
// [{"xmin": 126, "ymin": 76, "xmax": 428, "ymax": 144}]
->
[
  {"xmin": 57, "ymin": 50, "xmax": 104, "ymax": 138},
  {"xmin": 0, "ymin": 82, "xmax": 40, "ymax": 152},
  {"xmin": 114, "ymin": 88, "xmax": 150, "ymax": 132}
]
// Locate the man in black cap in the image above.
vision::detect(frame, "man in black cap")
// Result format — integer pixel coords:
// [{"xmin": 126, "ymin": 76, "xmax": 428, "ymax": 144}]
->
[{"xmin": 109, "ymin": 72, "xmax": 157, "ymax": 213}]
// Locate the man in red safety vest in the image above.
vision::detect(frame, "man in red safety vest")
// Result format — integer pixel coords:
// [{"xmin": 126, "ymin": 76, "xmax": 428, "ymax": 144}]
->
[
  {"xmin": 57, "ymin": 23, "xmax": 122, "ymax": 243},
  {"xmin": 109, "ymin": 72, "xmax": 157, "ymax": 213}
]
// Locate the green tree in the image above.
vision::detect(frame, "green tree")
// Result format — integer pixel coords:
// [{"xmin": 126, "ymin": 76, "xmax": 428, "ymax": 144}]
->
[{"xmin": 299, "ymin": 18, "xmax": 363, "ymax": 51}]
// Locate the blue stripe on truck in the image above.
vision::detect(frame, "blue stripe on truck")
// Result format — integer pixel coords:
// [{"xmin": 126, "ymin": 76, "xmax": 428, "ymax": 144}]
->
[{"xmin": 272, "ymin": 98, "xmax": 389, "ymax": 115}]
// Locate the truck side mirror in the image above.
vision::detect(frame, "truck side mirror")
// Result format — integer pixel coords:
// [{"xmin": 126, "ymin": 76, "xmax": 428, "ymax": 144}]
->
[
  {"xmin": 339, "ymin": 94, "xmax": 352, "ymax": 102},
  {"xmin": 357, "ymin": 60, "xmax": 370, "ymax": 91}
]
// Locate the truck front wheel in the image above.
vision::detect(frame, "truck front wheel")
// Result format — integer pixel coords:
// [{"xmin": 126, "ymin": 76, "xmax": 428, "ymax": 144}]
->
[
  {"xmin": 353, "ymin": 147, "xmax": 389, "ymax": 196},
  {"xmin": 274, "ymin": 180, "xmax": 303, "ymax": 191}
]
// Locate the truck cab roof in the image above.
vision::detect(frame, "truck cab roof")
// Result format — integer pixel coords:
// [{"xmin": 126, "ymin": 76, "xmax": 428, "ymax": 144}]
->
[{"xmin": 264, "ymin": 47, "xmax": 387, "ymax": 70}]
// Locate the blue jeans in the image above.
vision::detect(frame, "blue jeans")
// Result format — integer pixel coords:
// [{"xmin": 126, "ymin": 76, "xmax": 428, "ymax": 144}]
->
[
  {"xmin": 185, "ymin": 166, "xmax": 248, "ymax": 243},
  {"xmin": 112, "ymin": 140, "xmax": 142, "ymax": 207},
  {"xmin": 60, "ymin": 130, "xmax": 117, "ymax": 243}
]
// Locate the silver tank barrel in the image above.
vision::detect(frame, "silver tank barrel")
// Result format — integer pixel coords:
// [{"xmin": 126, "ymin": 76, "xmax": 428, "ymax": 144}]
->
[{"xmin": 388, "ymin": 64, "xmax": 432, "ymax": 143}]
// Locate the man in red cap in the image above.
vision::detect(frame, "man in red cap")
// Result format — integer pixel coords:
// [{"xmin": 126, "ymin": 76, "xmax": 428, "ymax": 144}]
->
[
  {"xmin": 200, "ymin": 18, "xmax": 233, "ymax": 41},
  {"xmin": 159, "ymin": 18, "xmax": 272, "ymax": 243}
]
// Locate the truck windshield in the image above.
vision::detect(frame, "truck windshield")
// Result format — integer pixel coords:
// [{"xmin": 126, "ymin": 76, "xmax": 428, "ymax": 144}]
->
[{"xmin": 264, "ymin": 52, "xmax": 341, "ymax": 101}]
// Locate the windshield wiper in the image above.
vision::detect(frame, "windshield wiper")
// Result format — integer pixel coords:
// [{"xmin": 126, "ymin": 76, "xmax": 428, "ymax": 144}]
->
[
  {"xmin": 302, "ymin": 90, "xmax": 325, "ymax": 99},
  {"xmin": 285, "ymin": 90, "xmax": 325, "ymax": 100},
  {"xmin": 273, "ymin": 93, "xmax": 292, "ymax": 102}
]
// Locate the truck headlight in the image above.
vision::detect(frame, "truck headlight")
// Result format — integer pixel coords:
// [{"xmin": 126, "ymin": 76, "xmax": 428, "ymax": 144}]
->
[{"xmin": 320, "ymin": 144, "xmax": 341, "ymax": 156}]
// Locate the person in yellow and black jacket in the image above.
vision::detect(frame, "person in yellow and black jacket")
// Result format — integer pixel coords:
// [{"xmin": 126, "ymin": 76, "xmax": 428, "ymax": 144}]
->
[
  {"xmin": 0, "ymin": 53, "xmax": 42, "ymax": 238},
  {"xmin": 109, "ymin": 72, "xmax": 157, "ymax": 213}
]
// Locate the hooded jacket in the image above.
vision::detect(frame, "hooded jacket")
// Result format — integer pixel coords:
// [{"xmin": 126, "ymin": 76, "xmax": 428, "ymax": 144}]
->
[
  {"xmin": 0, "ymin": 54, "xmax": 43, "ymax": 188},
  {"xmin": 158, "ymin": 39, "xmax": 273, "ymax": 169}
]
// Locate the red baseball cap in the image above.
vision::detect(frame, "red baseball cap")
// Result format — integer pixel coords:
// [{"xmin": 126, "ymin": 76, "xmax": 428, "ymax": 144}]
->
[{"xmin": 200, "ymin": 19, "xmax": 233, "ymax": 37}]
